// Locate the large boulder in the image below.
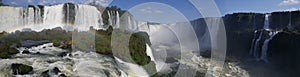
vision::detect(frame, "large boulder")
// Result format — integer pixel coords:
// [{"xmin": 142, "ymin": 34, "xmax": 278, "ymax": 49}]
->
[{"xmin": 11, "ymin": 63, "xmax": 33, "ymax": 75}]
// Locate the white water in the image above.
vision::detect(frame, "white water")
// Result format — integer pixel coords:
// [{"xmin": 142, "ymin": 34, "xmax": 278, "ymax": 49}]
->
[
  {"xmin": 0, "ymin": 4, "xmax": 104, "ymax": 32},
  {"xmin": 250, "ymin": 14, "xmax": 282, "ymax": 62},
  {"xmin": 116, "ymin": 11, "xmax": 120, "ymax": 28},
  {"xmin": 74, "ymin": 5, "xmax": 102, "ymax": 30},
  {"xmin": 263, "ymin": 14, "xmax": 270, "ymax": 30},
  {"xmin": 249, "ymin": 30, "xmax": 257, "ymax": 55},
  {"xmin": 107, "ymin": 10, "xmax": 121, "ymax": 29},
  {"xmin": 115, "ymin": 57, "xmax": 149, "ymax": 77},
  {"xmin": 253, "ymin": 29, "xmax": 263, "ymax": 60},
  {"xmin": 0, "ymin": 6, "xmax": 24, "ymax": 32},
  {"xmin": 288, "ymin": 12, "xmax": 293, "ymax": 30},
  {"xmin": 0, "ymin": 43, "xmax": 151, "ymax": 77},
  {"xmin": 43, "ymin": 4, "xmax": 64, "ymax": 26},
  {"xmin": 260, "ymin": 31, "xmax": 279, "ymax": 62},
  {"xmin": 146, "ymin": 44, "xmax": 155, "ymax": 61}
]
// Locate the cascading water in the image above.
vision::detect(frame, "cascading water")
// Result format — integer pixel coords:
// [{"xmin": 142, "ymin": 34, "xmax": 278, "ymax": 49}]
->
[
  {"xmin": 116, "ymin": 11, "xmax": 120, "ymax": 28},
  {"xmin": 0, "ymin": 6, "xmax": 25, "ymax": 32},
  {"xmin": 74, "ymin": 5, "xmax": 102, "ymax": 30},
  {"xmin": 249, "ymin": 14, "xmax": 281, "ymax": 62},
  {"xmin": 263, "ymin": 14, "xmax": 270, "ymax": 30},
  {"xmin": 0, "ymin": 4, "xmax": 104, "ymax": 32},
  {"xmin": 43, "ymin": 4, "xmax": 64, "ymax": 26},
  {"xmin": 253, "ymin": 30, "xmax": 263, "ymax": 60},
  {"xmin": 0, "ymin": 3, "xmax": 153, "ymax": 77},
  {"xmin": 287, "ymin": 12, "xmax": 293, "ymax": 30},
  {"xmin": 250, "ymin": 14, "xmax": 268, "ymax": 60},
  {"xmin": 260, "ymin": 31, "xmax": 279, "ymax": 62},
  {"xmin": 249, "ymin": 15, "xmax": 256, "ymax": 56},
  {"xmin": 0, "ymin": 43, "xmax": 149, "ymax": 77},
  {"xmin": 107, "ymin": 10, "xmax": 120, "ymax": 29}
]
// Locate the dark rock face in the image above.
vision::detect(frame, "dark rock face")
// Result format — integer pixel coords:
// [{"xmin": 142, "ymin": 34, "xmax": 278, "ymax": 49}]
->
[
  {"xmin": 63, "ymin": 3, "xmax": 76, "ymax": 24},
  {"xmin": 268, "ymin": 31, "xmax": 300, "ymax": 76},
  {"xmin": 57, "ymin": 52, "xmax": 68, "ymax": 57},
  {"xmin": 191, "ymin": 11, "xmax": 300, "ymax": 60},
  {"xmin": 41, "ymin": 70, "xmax": 50, "ymax": 77},
  {"xmin": 20, "ymin": 40, "xmax": 50, "ymax": 48},
  {"xmin": 23, "ymin": 50, "xmax": 30, "ymax": 54},
  {"xmin": 53, "ymin": 67, "xmax": 61, "ymax": 74},
  {"xmin": 191, "ymin": 11, "xmax": 300, "ymax": 76},
  {"xmin": 223, "ymin": 13, "xmax": 265, "ymax": 59},
  {"xmin": 40, "ymin": 67, "xmax": 67, "ymax": 77},
  {"xmin": 11, "ymin": 63, "xmax": 33, "ymax": 75}
]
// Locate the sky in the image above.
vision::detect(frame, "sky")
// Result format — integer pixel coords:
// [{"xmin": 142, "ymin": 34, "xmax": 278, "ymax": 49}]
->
[{"xmin": 1, "ymin": 0, "xmax": 300, "ymax": 23}]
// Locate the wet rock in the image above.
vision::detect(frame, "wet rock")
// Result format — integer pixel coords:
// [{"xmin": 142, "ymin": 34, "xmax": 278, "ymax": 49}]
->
[
  {"xmin": 57, "ymin": 52, "xmax": 68, "ymax": 57},
  {"xmin": 200, "ymin": 50, "xmax": 211, "ymax": 58},
  {"xmin": 11, "ymin": 63, "xmax": 33, "ymax": 75},
  {"xmin": 59, "ymin": 74, "xmax": 67, "ymax": 77},
  {"xmin": 40, "ymin": 67, "xmax": 66, "ymax": 77},
  {"xmin": 20, "ymin": 40, "xmax": 50, "ymax": 48},
  {"xmin": 53, "ymin": 67, "xmax": 61, "ymax": 74},
  {"xmin": 41, "ymin": 70, "xmax": 50, "ymax": 77},
  {"xmin": 23, "ymin": 50, "xmax": 30, "ymax": 54}
]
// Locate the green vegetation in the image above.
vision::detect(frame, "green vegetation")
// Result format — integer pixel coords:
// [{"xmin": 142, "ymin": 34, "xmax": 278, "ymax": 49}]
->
[
  {"xmin": 0, "ymin": 27, "xmax": 151, "ymax": 65},
  {"xmin": 94, "ymin": 26, "xmax": 151, "ymax": 65},
  {"xmin": 11, "ymin": 63, "xmax": 33, "ymax": 75}
]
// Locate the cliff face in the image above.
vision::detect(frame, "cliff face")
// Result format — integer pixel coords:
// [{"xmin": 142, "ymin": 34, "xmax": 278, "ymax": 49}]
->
[
  {"xmin": 192, "ymin": 11, "xmax": 300, "ymax": 75},
  {"xmin": 223, "ymin": 13, "xmax": 265, "ymax": 58}
]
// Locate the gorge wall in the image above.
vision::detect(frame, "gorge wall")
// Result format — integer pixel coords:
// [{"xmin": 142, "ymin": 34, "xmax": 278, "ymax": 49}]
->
[{"xmin": 191, "ymin": 11, "xmax": 300, "ymax": 75}]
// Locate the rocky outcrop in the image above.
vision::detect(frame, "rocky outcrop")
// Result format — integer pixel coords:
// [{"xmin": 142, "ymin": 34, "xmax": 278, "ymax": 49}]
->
[
  {"xmin": 268, "ymin": 31, "xmax": 300, "ymax": 76},
  {"xmin": 40, "ymin": 67, "xmax": 67, "ymax": 77},
  {"xmin": 11, "ymin": 63, "xmax": 33, "ymax": 75}
]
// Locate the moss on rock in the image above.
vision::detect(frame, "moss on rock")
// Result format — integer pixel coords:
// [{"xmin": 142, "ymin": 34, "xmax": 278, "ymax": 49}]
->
[{"xmin": 11, "ymin": 63, "xmax": 33, "ymax": 75}]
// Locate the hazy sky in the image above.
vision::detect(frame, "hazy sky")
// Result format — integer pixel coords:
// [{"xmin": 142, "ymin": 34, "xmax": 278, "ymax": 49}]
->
[{"xmin": 2, "ymin": 0, "xmax": 300, "ymax": 23}]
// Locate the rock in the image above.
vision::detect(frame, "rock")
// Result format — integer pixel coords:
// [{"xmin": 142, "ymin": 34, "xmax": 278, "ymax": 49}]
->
[
  {"xmin": 11, "ymin": 63, "xmax": 33, "ymax": 75},
  {"xmin": 57, "ymin": 52, "xmax": 68, "ymax": 57},
  {"xmin": 53, "ymin": 67, "xmax": 61, "ymax": 74},
  {"xmin": 40, "ymin": 67, "xmax": 66, "ymax": 77},
  {"xmin": 41, "ymin": 70, "xmax": 50, "ymax": 77},
  {"xmin": 20, "ymin": 40, "xmax": 51, "ymax": 48},
  {"xmin": 200, "ymin": 50, "xmax": 211, "ymax": 58},
  {"xmin": 59, "ymin": 74, "xmax": 67, "ymax": 77},
  {"xmin": 23, "ymin": 50, "xmax": 30, "ymax": 54}
]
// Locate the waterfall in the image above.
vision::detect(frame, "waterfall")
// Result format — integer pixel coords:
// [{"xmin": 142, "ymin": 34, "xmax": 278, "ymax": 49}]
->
[
  {"xmin": 288, "ymin": 12, "xmax": 293, "ymax": 30},
  {"xmin": 74, "ymin": 5, "xmax": 102, "ymax": 30},
  {"xmin": 249, "ymin": 14, "xmax": 281, "ymax": 62},
  {"xmin": 263, "ymin": 14, "xmax": 270, "ymax": 30},
  {"xmin": 260, "ymin": 31, "xmax": 279, "ymax": 62},
  {"xmin": 0, "ymin": 4, "xmax": 104, "ymax": 32},
  {"xmin": 128, "ymin": 16, "xmax": 132, "ymax": 30},
  {"xmin": 107, "ymin": 10, "xmax": 121, "ymax": 29},
  {"xmin": 107, "ymin": 10, "xmax": 112, "ymax": 26},
  {"xmin": 249, "ymin": 30, "xmax": 257, "ymax": 55},
  {"xmin": 253, "ymin": 31, "xmax": 263, "ymax": 60},
  {"xmin": 28, "ymin": 8, "xmax": 35, "ymax": 25},
  {"xmin": 43, "ymin": 5, "xmax": 64, "ymax": 26},
  {"xmin": 116, "ymin": 11, "xmax": 120, "ymax": 28}
]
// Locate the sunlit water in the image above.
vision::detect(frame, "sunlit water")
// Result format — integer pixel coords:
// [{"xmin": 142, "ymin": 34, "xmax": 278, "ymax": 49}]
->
[{"xmin": 0, "ymin": 43, "xmax": 149, "ymax": 77}]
